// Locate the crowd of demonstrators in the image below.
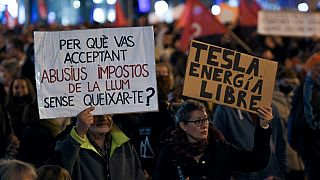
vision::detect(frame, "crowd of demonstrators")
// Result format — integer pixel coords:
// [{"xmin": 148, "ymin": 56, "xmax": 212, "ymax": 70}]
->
[
  {"xmin": 0, "ymin": 15, "xmax": 319, "ymax": 179},
  {"xmin": 272, "ymin": 68, "xmax": 305, "ymax": 179},
  {"xmin": 288, "ymin": 53, "xmax": 320, "ymax": 180}
]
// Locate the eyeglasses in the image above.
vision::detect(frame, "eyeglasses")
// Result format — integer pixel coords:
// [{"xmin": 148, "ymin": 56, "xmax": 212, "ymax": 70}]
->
[{"xmin": 184, "ymin": 117, "xmax": 209, "ymax": 127}]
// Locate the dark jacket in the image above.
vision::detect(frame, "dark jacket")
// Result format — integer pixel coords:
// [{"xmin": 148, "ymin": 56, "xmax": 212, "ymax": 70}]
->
[
  {"xmin": 152, "ymin": 125, "xmax": 272, "ymax": 180},
  {"xmin": 0, "ymin": 105, "xmax": 10, "ymax": 158},
  {"xmin": 288, "ymin": 83, "xmax": 320, "ymax": 161},
  {"xmin": 113, "ymin": 100, "xmax": 174, "ymax": 175},
  {"xmin": 55, "ymin": 125, "xmax": 145, "ymax": 180},
  {"xmin": 212, "ymin": 105, "xmax": 287, "ymax": 179}
]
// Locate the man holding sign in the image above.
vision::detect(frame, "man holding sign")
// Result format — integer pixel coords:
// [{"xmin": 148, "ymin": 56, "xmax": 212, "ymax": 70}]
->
[
  {"xmin": 54, "ymin": 106, "xmax": 145, "ymax": 180},
  {"xmin": 34, "ymin": 26, "xmax": 156, "ymax": 180}
]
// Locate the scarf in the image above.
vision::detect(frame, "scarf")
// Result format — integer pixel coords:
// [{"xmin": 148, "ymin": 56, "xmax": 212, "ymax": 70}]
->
[{"xmin": 169, "ymin": 125, "xmax": 224, "ymax": 158}]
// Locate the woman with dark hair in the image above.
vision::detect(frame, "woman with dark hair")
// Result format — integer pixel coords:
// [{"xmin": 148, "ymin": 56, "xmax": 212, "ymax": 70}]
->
[
  {"xmin": 1, "ymin": 77, "xmax": 36, "ymax": 159},
  {"xmin": 3, "ymin": 76, "xmax": 36, "ymax": 136},
  {"xmin": 153, "ymin": 100, "xmax": 273, "ymax": 180}
]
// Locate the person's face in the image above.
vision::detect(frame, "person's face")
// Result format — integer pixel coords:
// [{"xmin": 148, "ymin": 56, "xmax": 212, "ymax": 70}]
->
[
  {"xmin": 12, "ymin": 79, "xmax": 29, "ymax": 97},
  {"xmin": 262, "ymin": 49, "xmax": 274, "ymax": 60},
  {"xmin": 278, "ymin": 77, "xmax": 298, "ymax": 94},
  {"xmin": 163, "ymin": 34, "xmax": 173, "ymax": 46},
  {"xmin": 156, "ymin": 65, "xmax": 169, "ymax": 77},
  {"xmin": 89, "ymin": 115, "xmax": 113, "ymax": 135},
  {"xmin": 180, "ymin": 109, "xmax": 209, "ymax": 143},
  {"xmin": 5, "ymin": 42, "xmax": 18, "ymax": 58}
]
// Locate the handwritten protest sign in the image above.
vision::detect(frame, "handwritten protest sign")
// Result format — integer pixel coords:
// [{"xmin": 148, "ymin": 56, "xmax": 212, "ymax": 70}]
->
[
  {"xmin": 34, "ymin": 26, "xmax": 158, "ymax": 119},
  {"xmin": 258, "ymin": 11, "xmax": 320, "ymax": 37},
  {"xmin": 183, "ymin": 40, "xmax": 278, "ymax": 114}
]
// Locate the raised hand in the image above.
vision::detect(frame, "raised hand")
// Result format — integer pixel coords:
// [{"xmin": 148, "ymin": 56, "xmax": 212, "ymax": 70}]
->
[
  {"xmin": 257, "ymin": 106, "xmax": 273, "ymax": 128},
  {"xmin": 75, "ymin": 106, "xmax": 95, "ymax": 137}
]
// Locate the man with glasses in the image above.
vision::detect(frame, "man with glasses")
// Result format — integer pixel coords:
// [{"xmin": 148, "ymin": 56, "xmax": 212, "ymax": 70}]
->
[
  {"xmin": 153, "ymin": 99, "xmax": 273, "ymax": 180},
  {"xmin": 54, "ymin": 106, "xmax": 145, "ymax": 180}
]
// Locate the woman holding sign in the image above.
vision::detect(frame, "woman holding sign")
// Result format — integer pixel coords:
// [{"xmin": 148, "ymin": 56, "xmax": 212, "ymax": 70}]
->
[{"xmin": 152, "ymin": 100, "xmax": 273, "ymax": 180}]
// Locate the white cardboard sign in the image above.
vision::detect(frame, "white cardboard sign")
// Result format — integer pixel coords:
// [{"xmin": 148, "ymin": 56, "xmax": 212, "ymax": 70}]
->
[
  {"xmin": 258, "ymin": 11, "xmax": 320, "ymax": 37},
  {"xmin": 34, "ymin": 26, "xmax": 158, "ymax": 119}
]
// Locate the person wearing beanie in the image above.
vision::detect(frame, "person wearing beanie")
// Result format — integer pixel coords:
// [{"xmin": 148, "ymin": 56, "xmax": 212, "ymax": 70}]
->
[{"xmin": 288, "ymin": 52, "xmax": 320, "ymax": 180}]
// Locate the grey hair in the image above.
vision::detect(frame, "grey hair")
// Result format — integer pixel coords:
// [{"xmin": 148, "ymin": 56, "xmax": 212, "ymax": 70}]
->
[
  {"xmin": 0, "ymin": 159, "xmax": 37, "ymax": 180},
  {"xmin": 174, "ymin": 100, "xmax": 206, "ymax": 125}
]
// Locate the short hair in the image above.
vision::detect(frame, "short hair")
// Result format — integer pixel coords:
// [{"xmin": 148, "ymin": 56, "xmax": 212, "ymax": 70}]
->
[
  {"xmin": 36, "ymin": 165, "xmax": 71, "ymax": 180},
  {"xmin": 174, "ymin": 100, "xmax": 206, "ymax": 125},
  {"xmin": 0, "ymin": 159, "xmax": 37, "ymax": 180}
]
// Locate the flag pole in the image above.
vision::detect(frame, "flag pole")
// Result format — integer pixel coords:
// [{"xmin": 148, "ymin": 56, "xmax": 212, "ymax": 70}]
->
[
  {"xmin": 227, "ymin": 30, "xmax": 253, "ymax": 54},
  {"xmin": 127, "ymin": 0, "xmax": 133, "ymax": 26}
]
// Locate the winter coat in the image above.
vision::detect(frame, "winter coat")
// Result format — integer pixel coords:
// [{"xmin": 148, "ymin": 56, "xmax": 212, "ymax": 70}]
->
[
  {"xmin": 55, "ymin": 125, "xmax": 145, "ymax": 180},
  {"xmin": 212, "ymin": 105, "xmax": 287, "ymax": 179},
  {"xmin": 152, "ymin": 125, "xmax": 271, "ymax": 180},
  {"xmin": 288, "ymin": 83, "xmax": 320, "ymax": 162}
]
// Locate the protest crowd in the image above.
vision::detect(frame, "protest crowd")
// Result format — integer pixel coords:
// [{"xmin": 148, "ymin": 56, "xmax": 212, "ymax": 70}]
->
[{"xmin": 0, "ymin": 0, "xmax": 320, "ymax": 180}]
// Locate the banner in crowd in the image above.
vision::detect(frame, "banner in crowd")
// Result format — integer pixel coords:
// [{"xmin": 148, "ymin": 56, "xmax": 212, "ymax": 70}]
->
[
  {"xmin": 238, "ymin": 0, "xmax": 261, "ymax": 27},
  {"xmin": 258, "ymin": 11, "xmax": 320, "ymax": 37},
  {"xmin": 34, "ymin": 26, "xmax": 158, "ymax": 119},
  {"xmin": 183, "ymin": 40, "xmax": 278, "ymax": 114},
  {"xmin": 178, "ymin": 0, "xmax": 227, "ymax": 52}
]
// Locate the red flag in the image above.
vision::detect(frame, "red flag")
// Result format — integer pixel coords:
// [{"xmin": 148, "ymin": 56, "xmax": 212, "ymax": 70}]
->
[
  {"xmin": 179, "ymin": 0, "xmax": 227, "ymax": 52},
  {"xmin": 115, "ymin": 1, "xmax": 129, "ymax": 27},
  {"xmin": 176, "ymin": 0, "xmax": 193, "ymax": 28},
  {"xmin": 38, "ymin": 0, "xmax": 48, "ymax": 19},
  {"xmin": 4, "ymin": 8, "xmax": 16, "ymax": 29},
  {"xmin": 238, "ymin": 0, "xmax": 261, "ymax": 27}
]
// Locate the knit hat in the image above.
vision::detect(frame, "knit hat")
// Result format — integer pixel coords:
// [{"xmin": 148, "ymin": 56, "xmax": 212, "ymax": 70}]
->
[{"xmin": 304, "ymin": 52, "xmax": 320, "ymax": 72}]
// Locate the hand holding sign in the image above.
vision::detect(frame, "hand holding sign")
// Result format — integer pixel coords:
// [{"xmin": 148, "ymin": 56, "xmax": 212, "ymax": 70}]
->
[
  {"xmin": 257, "ymin": 106, "xmax": 273, "ymax": 129},
  {"xmin": 76, "ymin": 106, "xmax": 95, "ymax": 138}
]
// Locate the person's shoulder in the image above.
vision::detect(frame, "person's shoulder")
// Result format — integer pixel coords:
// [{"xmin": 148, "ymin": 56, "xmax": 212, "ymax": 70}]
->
[{"xmin": 157, "ymin": 142, "xmax": 176, "ymax": 159}]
